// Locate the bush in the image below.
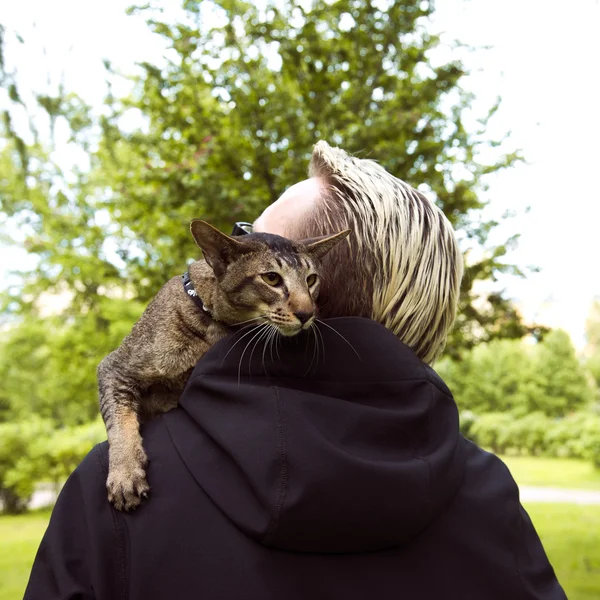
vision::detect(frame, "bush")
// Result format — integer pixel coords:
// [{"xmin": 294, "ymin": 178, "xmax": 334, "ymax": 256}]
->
[
  {"xmin": 0, "ymin": 418, "xmax": 105, "ymax": 514},
  {"xmin": 578, "ymin": 416, "xmax": 600, "ymax": 468},
  {"xmin": 438, "ymin": 331, "xmax": 594, "ymax": 418},
  {"xmin": 463, "ymin": 410, "xmax": 600, "ymax": 464},
  {"xmin": 0, "ymin": 419, "xmax": 54, "ymax": 513},
  {"xmin": 467, "ymin": 413, "xmax": 514, "ymax": 454}
]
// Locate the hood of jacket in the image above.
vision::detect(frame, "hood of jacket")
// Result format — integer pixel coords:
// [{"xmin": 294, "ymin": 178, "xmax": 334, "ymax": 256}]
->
[{"xmin": 165, "ymin": 317, "xmax": 465, "ymax": 554}]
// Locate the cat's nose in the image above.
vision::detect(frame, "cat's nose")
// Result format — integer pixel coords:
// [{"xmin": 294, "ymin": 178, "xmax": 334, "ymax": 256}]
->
[{"xmin": 294, "ymin": 311, "xmax": 314, "ymax": 325}]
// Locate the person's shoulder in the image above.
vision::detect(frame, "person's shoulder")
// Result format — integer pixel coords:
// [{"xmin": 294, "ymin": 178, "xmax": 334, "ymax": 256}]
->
[
  {"xmin": 461, "ymin": 437, "xmax": 519, "ymax": 494},
  {"xmin": 453, "ymin": 439, "xmax": 523, "ymax": 543},
  {"xmin": 67, "ymin": 440, "xmax": 110, "ymax": 490},
  {"xmin": 69, "ymin": 413, "xmax": 182, "ymax": 506},
  {"xmin": 75, "ymin": 413, "xmax": 176, "ymax": 476}
]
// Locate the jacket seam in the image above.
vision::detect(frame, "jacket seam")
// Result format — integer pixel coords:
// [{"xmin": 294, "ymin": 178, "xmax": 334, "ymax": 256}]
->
[
  {"xmin": 95, "ymin": 445, "xmax": 128, "ymax": 600},
  {"xmin": 262, "ymin": 386, "xmax": 289, "ymax": 545},
  {"xmin": 514, "ymin": 502, "xmax": 526, "ymax": 596},
  {"xmin": 412, "ymin": 364, "xmax": 434, "ymax": 519},
  {"xmin": 495, "ymin": 452, "xmax": 530, "ymax": 598}
]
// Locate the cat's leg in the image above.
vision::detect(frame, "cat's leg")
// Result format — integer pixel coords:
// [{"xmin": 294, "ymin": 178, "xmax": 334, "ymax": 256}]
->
[
  {"xmin": 97, "ymin": 323, "xmax": 220, "ymax": 510},
  {"xmin": 106, "ymin": 405, "xmax": 149, "ymax": 511},
  {"xmin": 98, "ymin": 358, "xmax": 150, "ymax": 511},
  {"xmin": 98, "ymin": 347, "xmax": 204, "ymax": 510}
]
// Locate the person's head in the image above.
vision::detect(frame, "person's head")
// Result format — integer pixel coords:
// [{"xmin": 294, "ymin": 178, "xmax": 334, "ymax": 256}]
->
[{"xmin": 253, "ymin": 141, "xmax": 463, "ymax": 364}]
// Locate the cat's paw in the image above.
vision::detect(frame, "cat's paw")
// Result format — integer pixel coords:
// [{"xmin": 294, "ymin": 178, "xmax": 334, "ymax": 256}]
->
[{"xmin": 106, "ymin": 454, "xmax": 150, "ymax": 511}]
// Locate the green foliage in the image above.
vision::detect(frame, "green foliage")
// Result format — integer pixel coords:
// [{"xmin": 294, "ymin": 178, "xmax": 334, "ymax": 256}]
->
[
  {"xmin": 0, "ymin": 419, "xmax": 52, "ymax": 513},
  {"xmin": 438, "ymin": 330, "xmax": 593, "ymax": 417},
  {"xmin": 0, "ymin": 418, "xmax": 105, "ymax": 514},
  {"xmin": 585, "ymin": 300, "xmax": 600, "ymax": 390},
  {"xmin": 587, "ymin": 353, "xmax": 600, "ymax": 391},
  {"xmin": 2, "ymin": 0, "xmax": 529, "ymax": 348},
  {"xmin": 536, "ymin": 330, "xmax": 595, "ymax": 415},
  {"xmin": 97, "ymin": 0, "xmax": 531, "ymax": 341},
  {"xmin": 586, "ymin": 300, "xmax": 600, "ymax": 349},
  {"xmin": 0, "ymin": 299, "xmax": 145, "ymax": 424},
  {"xmin": 439, "ymin": 340, "xmax": 538, "ymax": 415},
  {"xmin": 0, "ymin": 2, "xmax": 543, "ymax": 480},
  {"xmin": 442, "ymin": 331, "xmax": 598, "ymax": 466},
  {"xmin": 463, "ymin": 411, "xmax": 600, "ymax": 466}
]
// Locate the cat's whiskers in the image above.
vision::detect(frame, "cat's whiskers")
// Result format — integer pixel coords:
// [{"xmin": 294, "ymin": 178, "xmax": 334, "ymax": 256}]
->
[
  {"xmin": 248, "ymin": 324, "xmax": 271, "ymax": 376},
  {"xmin": 229, "ymin": 315, "xmax": 268, "ymax": 327},
  {"xmin": 315, "ymin": 319, "xmax": 361, "ymax": 360},
  {"xmin": 269, "ymin": 324, "xmax": 279, "ymax": 371},
  {"xmin": 313, "ymin": 322, "xmax": 322, "ymax": 372},
  {"xmin": 268, "ymin": 324, "xmax": 278, "ymax": 364},
  {"xmin": 304, "ymin": 323, "xmax": 320, "ymax": 376},
  {"xmin": 221, "ymin": 323, "xmax": 266, "ymax": 365},
  {"xmin": 315, "ymin": 323, "xmax": 322, "ymax": 366},
  {"xmin": 237, "ymin": 323, "xmax": 270, "ymax": 386},
  {"xmin": 274, "ymin": 328, "xmax": 282, "ymax": 362},
  {"xmin": 312, "ymin": 321, "xmax": 323, "ymax": 372},
  {"xmin": 304, "ymin": 325, "xmax": 311, "ymax": 358},
  {"xmin": 314, "ymin": 320, "xmax": 325, "ymax": 363},
  {"xmin": 261, "ymin": 324, "xmax": 278, "ymax": 375},
  {"xmin": 261, "ymin": 326, "xmax": 272, "ymax": 374}
]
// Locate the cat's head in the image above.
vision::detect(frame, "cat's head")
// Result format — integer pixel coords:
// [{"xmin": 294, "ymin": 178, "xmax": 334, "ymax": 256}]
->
[{"xmin": 190, "ymin": 220, "xmax": 350, "ymax": 336}]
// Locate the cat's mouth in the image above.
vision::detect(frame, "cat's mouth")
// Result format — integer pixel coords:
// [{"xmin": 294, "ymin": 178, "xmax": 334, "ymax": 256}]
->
[
  {"xmin": 276, "ymin": 323, "xmax": 305, "ymax": 337},
  {"xmin": 268, "ymin": 316, "xmax": 314, "ymax": 337}
]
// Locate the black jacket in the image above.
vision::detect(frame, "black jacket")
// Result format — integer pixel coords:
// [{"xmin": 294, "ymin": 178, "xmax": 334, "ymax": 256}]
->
[{"xmin": 25, "ymin": 318, "xmax": 566, "ymax": 600}]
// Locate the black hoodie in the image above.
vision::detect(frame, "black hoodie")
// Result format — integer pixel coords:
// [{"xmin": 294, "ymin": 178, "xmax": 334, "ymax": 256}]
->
[{"xmin": 25, "ymin": 318, "xmax": 566, "ymax": 600}]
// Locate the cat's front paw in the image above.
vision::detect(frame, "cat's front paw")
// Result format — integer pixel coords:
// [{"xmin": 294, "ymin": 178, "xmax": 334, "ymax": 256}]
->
[{"xmin": 107, "ymin": 454, "xmax": 150, "ymax": 511}]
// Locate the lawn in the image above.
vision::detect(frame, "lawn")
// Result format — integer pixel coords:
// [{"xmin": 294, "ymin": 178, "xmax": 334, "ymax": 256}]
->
[
  {"xmin": 500, "ymin": 455, "xmax": 600, "ymax": 490},
  {"xmin": 0, "ymin": 510, "xmax": 50, "ymax": 600},
  {"xmin": 527, "ymin": 503, "xmax": 600, "ymax": 600}
]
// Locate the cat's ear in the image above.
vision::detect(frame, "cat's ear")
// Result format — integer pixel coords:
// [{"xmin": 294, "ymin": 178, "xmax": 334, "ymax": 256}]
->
[
  {"xmin": 190, "ymin": 220, "xmax": 247, "ymax": 270},
  {"xmin": 301, "ymin": 229, "xmax": 351, "ymax": 260}
]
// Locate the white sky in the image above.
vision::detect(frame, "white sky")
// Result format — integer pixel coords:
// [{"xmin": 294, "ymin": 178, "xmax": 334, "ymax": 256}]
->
[{"xmin": 1, "ymin": 0, "xmax": 599, "ymax": 347}]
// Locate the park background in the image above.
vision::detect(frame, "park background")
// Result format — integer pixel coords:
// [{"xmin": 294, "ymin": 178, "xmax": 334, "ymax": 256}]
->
[{"xmin": 1, "ymin": 0, "xmax": 599, "ymax": 598}]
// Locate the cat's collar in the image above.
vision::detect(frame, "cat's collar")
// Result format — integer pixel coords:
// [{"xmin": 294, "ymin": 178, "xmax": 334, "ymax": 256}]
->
[{"xmin": 181, "ymin": 271, "xmax": 212, "ymax": 317}]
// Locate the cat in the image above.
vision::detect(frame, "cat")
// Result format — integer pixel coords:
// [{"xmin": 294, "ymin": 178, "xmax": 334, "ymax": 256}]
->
[{"xmin": 97, "ymin": 219, "xmax": 350, "ymax": 511}]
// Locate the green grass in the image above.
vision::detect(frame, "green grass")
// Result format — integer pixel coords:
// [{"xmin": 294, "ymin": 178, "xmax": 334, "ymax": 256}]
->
[
  {"xmin": 0, "ymin": 510, "xmax": 50, "ymax": 600},
  {"xmin": 500, "ymin": 455, "xmax": 600, "ymax": 490},
  {"xmin": 526, "ymin": 503, "xmax": 600, "ymax": 600}
]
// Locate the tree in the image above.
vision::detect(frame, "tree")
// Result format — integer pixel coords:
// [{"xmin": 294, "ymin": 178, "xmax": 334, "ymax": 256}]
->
[
  {"xmin": 584, "ymin": 299, "xmax": 600, "ymax": 390},
  {"xmin": 0, "ymin": 299, "xmax": 146, "ymax": 424},
  {"xmin": 535, "ymin": 329, "xmax": 594, "ymax": 415},
  {"xmin": 437, "ymin": 330, "xmax": 593, "ymax": 417},
  {"xmin": 0, "ymin": 419, "xmax": 52, "ymax": 513},
  {"xmin": 3, "ymin": 1, "xmax": 530, "ymax": 347},
  {"xmin": 465, "ymin": 411, "xmax": 600, "ymax": 464},
  {"xmin": 0, "ymin": 23, "xmax": 148, "ymax": 423},
  {"xmin": 1, "ymin": 1, "xmax": 546, "ymax": 429},
  {"xmin": 0, "ymin": 418, "xmax": 105, "ymax": 513},
  {"xmin": 436, "ymin": 339, "xmax": 541, "ymax": 416}
]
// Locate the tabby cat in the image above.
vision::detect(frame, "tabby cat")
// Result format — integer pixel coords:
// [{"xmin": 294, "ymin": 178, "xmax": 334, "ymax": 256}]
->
[{"xmin": 97, "ymin": 220, "xmax": 349, "ymax": 511}]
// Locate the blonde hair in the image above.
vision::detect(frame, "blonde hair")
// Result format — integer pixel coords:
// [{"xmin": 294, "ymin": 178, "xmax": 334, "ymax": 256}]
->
[{"xmin": 298, "ymin": 141, "xmax": 463, "ymax": 364}]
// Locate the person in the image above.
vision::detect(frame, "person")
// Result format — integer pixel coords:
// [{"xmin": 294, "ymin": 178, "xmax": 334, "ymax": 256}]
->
[{"xmin": 24, "ymin": 141, "xmax": 566, "ymax": 599}]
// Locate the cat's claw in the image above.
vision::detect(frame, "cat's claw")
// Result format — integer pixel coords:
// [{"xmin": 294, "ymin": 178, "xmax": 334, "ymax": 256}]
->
[{"xmin": 107, "ymin": 465, "xmax": 150, "ymax": 511}]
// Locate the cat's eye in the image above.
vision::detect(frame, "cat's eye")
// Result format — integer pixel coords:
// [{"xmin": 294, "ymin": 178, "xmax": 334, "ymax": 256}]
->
[
  {"xmin": 261, "ymin": 272, "xmax": 282, "ymax": 286},
  {"xmin": 307, "ymin": 274, "xmax": 318, "ymax": 287}
]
